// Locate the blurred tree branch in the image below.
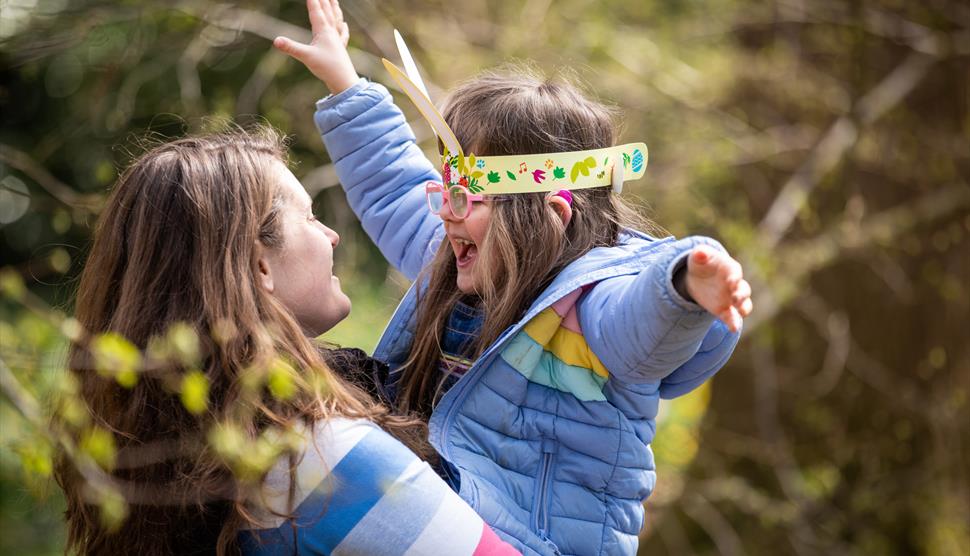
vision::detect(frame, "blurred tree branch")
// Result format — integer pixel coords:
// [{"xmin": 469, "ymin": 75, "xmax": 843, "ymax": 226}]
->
[
  {"xmin": 756, "ymin": 51, "xmax": 940, "ymax": 250},
  {"xmin": 0, "ymin": 144, "xmax": 102, "ymax": 212},
  {"xmin": 748, "ymin": 182, "xmax": 970, "ymax": 330}
]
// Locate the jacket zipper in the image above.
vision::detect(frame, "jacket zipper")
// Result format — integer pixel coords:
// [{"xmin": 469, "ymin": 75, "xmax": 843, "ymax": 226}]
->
[{"xmin": 533, "ymin": 440, "xmax": 556, "ymax": 538}]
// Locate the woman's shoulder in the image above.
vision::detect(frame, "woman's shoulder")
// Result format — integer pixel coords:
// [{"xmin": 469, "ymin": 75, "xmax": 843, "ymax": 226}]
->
[
  {"xmin": 251, "ymin": 417, "xmax": 404, "ymax": 521},
  {"xmin": 240, "ymin": 417, "xmax": 517, "ymax": 555}
]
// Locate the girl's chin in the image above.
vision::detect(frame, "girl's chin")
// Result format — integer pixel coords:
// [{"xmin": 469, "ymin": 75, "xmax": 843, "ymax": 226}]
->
[{"xmin": 455, "ymin": 271, "xmax": 478, "ymax": 294}]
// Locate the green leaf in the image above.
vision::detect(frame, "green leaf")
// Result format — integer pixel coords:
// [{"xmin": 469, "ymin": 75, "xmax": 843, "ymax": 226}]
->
[
  {"xmin": 80, "ymin": 427, "xmax": 117, "ymax": 470},
  {"xmin": 267, "ymin": 358, "xmax": 298, "ymax": 400},
  {"xmin": 209, "ymin": 423, "xmax": 245, "ymax": 460},
  {"xmin": 487, "ymin": 171, "xmax": 500, "ymax": 183},
  {"xmin": 553, "ymin": 166, "xmax": 566, "ymax": 179},
  {"xmin": 583, "ymin": 156, "xmax": 596, "ymax": 167},
  {"xmin": 97, "ymin": 487, "xmax": 128, "ymax": 532},
  {"xmin": 180, "ymin": 370, "xmax": 209, "ymax": 415},
  {"xmin": 91, "ymin": 332, "xmax": 141, "ymax": 388},
  {"xmin": 470, "ymin": 171, "xmax": 484, "ymax": 179},
  {"xmin": 167, "ymin": 322, "xmax": 200, "ymax": 367},
  {"xmin": 506, "ymin": 170, "xmax": 517, "ymax": 181},
  {"xmin": 623, "ymin": 152, "xmax": 631, "ymax": 167},
  {"xmin": 0, "ymin": 268, "xmax": 26, "ymax": 301}
]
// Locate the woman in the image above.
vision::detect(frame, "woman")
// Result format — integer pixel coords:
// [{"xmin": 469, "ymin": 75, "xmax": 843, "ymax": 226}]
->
[{"xmin": 53, "ymin": 128, "xmax": 518, "ymax": 555}]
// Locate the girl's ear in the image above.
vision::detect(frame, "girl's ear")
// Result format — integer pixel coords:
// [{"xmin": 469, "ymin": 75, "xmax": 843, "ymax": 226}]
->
[
  {"xmin": 257, "ymin": 252, "xmax": 275, "ymax": 293},
  {"xmin": 547, "ymin": 194, "xmax": 573, "ymax": 227}
]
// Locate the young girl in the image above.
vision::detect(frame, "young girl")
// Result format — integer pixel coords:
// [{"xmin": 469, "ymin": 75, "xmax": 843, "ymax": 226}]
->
[{"xmin": 275, "ymin": 2, "xmax": 752, "ymax": 554}]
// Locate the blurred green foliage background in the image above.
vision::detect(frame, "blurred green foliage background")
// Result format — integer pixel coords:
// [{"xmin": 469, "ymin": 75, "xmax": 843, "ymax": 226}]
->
[{"xmin": 1, "ymin": 0, "xmax": 968, "ymax": 554}]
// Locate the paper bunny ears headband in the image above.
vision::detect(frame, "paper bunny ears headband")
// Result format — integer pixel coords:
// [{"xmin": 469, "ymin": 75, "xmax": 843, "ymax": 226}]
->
[{"xmin": 383, "ymin": 31, "xmax": 649, "ymax": 195}]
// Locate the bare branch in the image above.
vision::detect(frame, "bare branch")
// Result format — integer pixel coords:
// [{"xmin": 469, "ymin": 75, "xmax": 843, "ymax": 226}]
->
[
  {"xmin": 682, "ymin": 492, "xmax": 745, "ymax": 556},
  {"xmin": 756, "ymin": 51, "xmax": 939, "ymax": 249},
  {"xmin": 237, "ymin": 50, "xmax": 288, "ymax": 117},
  {"xmin": 747, "ymin": 183, "xmax": 970, "ymax": 330},
  {"xmin": 0, "ymin": 143, "xmax": 102, "ymax": 212}
]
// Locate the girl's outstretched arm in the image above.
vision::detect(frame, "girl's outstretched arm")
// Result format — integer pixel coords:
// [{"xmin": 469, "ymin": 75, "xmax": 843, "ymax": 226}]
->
[
  {"xmin": 276, "ymin": 0, "xmax": 444, "ymax": 279},
  {"xmin": 579, "ymin": 236, "xmax": 750, "ymax": 392}
]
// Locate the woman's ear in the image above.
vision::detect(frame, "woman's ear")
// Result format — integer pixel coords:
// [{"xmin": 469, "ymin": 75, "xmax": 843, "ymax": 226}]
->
[
  {"xmin": 547, "ymin": 194, "xmax": 573, "ymax": 227},
  {"xmin": 257, "ymin": 253, "xmax": 275, "ymax": 293}
]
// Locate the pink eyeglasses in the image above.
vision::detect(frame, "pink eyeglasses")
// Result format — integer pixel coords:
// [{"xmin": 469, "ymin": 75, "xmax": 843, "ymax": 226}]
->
[{"xmin": 424, "ymin": 181, "xmax": 509, "ymax": 220}]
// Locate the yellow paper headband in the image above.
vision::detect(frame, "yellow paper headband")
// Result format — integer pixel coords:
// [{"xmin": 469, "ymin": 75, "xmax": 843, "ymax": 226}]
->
[{"xmin": 383, "ymin": 32, "xmax": 649, "ymax": 195}]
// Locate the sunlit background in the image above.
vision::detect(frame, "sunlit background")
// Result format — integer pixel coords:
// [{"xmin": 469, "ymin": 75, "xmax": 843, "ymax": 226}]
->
[{"xmin": 1, "ymin": 0, "xmax": 968, "ymax": 554}]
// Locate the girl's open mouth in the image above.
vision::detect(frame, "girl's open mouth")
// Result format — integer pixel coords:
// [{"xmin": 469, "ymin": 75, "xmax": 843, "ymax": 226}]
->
[{"xmin": 453, "ymin": 237, "xmax": 478, "ymax": 269}]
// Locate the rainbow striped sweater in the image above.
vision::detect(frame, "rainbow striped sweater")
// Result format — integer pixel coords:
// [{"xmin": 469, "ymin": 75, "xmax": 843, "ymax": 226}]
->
[{"xmin": 239, "ymin": 418, "xmax": 518, "ymax": 555}]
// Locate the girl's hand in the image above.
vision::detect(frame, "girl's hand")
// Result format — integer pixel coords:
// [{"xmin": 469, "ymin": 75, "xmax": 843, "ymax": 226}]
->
[
  {"xmin": 273, "ymin": 0, "xmax": 359, "ymax": 94},
  {"xmin": 684, "ymin": 245, "xmax": 753, "ymax": 333}
]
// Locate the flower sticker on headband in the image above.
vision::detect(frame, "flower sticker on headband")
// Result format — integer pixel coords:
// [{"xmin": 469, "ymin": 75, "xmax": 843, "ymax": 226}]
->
[{"xmin": 383, "ymin": 32, "xmax": 650, "ymax": 196}]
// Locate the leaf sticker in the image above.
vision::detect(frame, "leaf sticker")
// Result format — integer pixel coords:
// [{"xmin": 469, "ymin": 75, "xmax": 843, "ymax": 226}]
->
[
  {"xmin": 553, "ymin": 166, "xmax": 566, "ymax": 179},
  {"xmin": 569, "ymin": 157, "xmax": 599, "ymax": 183},
  {"xmin": 506, "ymin": 170, "xmax": 517, "ymax": 181},
  {"xmin": 471, "ymin": 171, "xmax": 484, "ymax": 179},
  {"xmin": 487, "ymin": 171, "xmax": 501, "ymax": 183}
]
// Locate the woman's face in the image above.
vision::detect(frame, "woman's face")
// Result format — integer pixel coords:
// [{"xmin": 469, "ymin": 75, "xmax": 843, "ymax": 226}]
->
[{"xmin": 259, "ymin": 161, "xmax": 351, "ymax": 336}]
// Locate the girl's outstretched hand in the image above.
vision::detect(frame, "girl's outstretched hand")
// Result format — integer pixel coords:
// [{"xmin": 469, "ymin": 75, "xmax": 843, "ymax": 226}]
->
[
  {"xmin": 274, "ymin": 0, "xmax": 359, "ymax": 94},
  {"xmin": 684, "ymin": 245, "xmax": 753, "ymax": 333}
]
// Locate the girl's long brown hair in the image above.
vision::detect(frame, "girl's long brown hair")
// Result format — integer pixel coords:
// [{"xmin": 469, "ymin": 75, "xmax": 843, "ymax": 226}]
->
[
  {"xmin": 54, "ymin": 128, "xmax": 429, "ymax": 555},
  {"xmin": 396, "ymin": 66, "xmax": 658, "ymax": 417}
]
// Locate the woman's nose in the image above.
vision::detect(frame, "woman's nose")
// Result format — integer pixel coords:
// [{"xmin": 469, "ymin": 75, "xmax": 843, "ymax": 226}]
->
[{"xmin": 324, "ymin": 225, "xmax": 340, "ymax": 247}]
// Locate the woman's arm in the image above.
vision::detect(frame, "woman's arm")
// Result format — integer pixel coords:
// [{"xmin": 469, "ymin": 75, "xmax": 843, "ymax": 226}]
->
[
  {"xmin": 275, "ymin": 0, "xmax": 444, "ymax": 280},
  {"xmin": 579, "ymin": 236, "xmax": 748, "ymax": 391},
  {"xmin": 240, "ymin": 418, "xmax": 520, "ymax": 555}
]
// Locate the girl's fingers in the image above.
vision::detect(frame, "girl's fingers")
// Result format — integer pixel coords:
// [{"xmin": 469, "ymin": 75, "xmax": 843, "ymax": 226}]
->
[
  {"xmin": 273, "ymin": 36, "xmax": 311, "ymax": 62},
  {"xmin": 332, "ymin": 0, "xmax": 344, "ymax": 22},
  {"xmin": 340, "ymin": 21, "xmax": 350, "ymax": 47},
  {"xmin": 731, "ymin": 279, "xmax": 751, "ymax": 305},
  {"xmin": 723, "ymin": 259, "xmax": 743, "ymax": 288},
  {"xmin": 739, "ymin": 297, "xmax": 753, "ymax": 317},
  {"xmin": 319, "ymin": 0, "xmax": 335, "ymax": 23},
  {"xmin": 307, "ymin": 0, "xmax": 324, "ymax": 29},
  {"xmin": 720, "ymin": 307, "xmax": 742, "ymax": 333}
]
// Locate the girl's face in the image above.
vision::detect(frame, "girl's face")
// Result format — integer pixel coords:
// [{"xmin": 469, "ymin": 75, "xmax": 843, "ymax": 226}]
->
[
  {"xmin": 259, "ymin": 161, "xmax": 351, "ymax": 336},
  {"xmin": 438, "ymin": 196, "xmax": 493, "ymax": 294}
]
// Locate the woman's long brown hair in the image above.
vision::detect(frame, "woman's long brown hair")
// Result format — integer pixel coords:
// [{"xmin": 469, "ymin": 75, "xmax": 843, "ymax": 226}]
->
[
  {"xmin": 54, "ymin": 128, "xmax": 429, "ymax": 555},
  {"xmin": 396, "ymin": 66, "xmax": 658, "ymax": 417}
]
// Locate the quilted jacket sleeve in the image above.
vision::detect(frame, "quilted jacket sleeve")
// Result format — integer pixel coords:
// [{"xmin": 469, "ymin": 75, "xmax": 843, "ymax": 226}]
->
[
  {"xmin": 314, "ymin": 79, "xmax": 444, "ymax": 280},
  {"xmin": 579, "ymin": 235, "xmax": 740, "ymax": 397}
]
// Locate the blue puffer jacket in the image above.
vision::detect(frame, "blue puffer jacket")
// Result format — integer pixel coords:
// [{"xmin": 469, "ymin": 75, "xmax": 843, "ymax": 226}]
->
[{"xmin": 315, "ymin": 79, "xmax": 740, "ymax": 556}]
